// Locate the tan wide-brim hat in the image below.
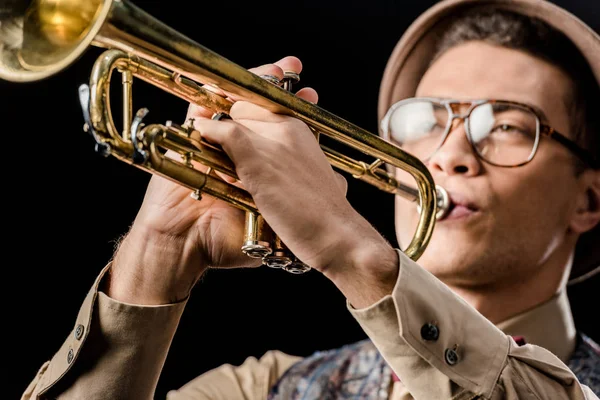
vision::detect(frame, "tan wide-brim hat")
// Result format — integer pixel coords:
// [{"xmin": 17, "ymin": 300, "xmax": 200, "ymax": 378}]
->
[{"xmin": 378, "ymin": 0, "xmax": 600, "ymax": 285}]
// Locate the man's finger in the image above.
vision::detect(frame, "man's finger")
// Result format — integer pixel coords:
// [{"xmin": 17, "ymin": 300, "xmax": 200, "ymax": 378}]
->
[
  {"xmin": 214, "ymin": 170, "xmax": 239, "ymax": 185},
  {"xmin": 210, "ymin": 62, "xmax": 285, "ymax": 104},
  {"xmin": 334, "ymin": 172, "xmax": 348, "ymax": 196},
  {"xmin": 186, "ymin": 103, "xmax": 214, "ymax": 121},
  {"xmin": 248, "ymin": 63, "xmax": 285, "ymax": 83},
  {"xmin": 229, "ymin": 101, "xmax": 286, "ymax": 123},
  {"xmin": 295, "ymin": 87, "xmax": 318, "ymax": 104},
  {"xmin": 187, "ymin": 57, "xmax": 306, "ymax": 118},
  {"xmin": 193, "ymin": 119, "xmax": 255, "ymax": 167},
  {"xmin": 274, "ymin": 56, "xmax": 303, "ymax": 76},
  {"xmin": 165, "ymin": 144, "xmax": 243, "ymax": 187}
]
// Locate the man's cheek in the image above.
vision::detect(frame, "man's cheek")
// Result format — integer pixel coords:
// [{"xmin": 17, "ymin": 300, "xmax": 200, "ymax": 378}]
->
[{"xmin": 395, "ymin": 198, "xmax": 420, "ymax": 243}]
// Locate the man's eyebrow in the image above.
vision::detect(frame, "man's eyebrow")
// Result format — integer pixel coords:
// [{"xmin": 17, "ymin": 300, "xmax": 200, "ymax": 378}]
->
[
  {"xmin": 527, "ymin": 103, "xmax": 549, "ymax": 122},
  {"xmin": 505, "ymin": 101, "xmax": 553, "ymax": 123}
]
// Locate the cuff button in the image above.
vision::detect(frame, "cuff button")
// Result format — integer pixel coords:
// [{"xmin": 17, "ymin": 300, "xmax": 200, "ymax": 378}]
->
[
  {"xmin": 445, "ymin": 347, "xmax": 459, "ymax": 365},
  {"xmin": 67, "ymin": 348, "xmax": 74, "ymax": 364},
  {"xmin": 420, "ymin": 322, "xmax": 440, "ymax": 341},
  {"xmin": 74, "ymin": 324, "xmax": 84, "ymax": 340}
]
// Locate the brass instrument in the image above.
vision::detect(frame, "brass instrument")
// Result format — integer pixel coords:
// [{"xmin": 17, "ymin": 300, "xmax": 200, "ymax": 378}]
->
[{"xmin": 0, "ymin": 0, "xmax": 449, "ymax": 273}]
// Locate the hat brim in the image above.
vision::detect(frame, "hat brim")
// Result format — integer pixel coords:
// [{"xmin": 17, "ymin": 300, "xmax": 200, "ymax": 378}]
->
[{"xmin": 377, "ymin": 0, "xmax": 600, "ymax": 284}]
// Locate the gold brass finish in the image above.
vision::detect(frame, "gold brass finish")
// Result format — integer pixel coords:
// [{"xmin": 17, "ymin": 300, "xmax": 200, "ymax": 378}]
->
[
  {"xmin": 242, "ymin": 212, "xmax": 273, "ymax": 259},
  {"xmin": 1, "ymin": 0, "xmax": 450, "ymax": 272}
]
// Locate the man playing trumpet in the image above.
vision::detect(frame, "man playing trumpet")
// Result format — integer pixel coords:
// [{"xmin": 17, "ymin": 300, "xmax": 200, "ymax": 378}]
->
[{"xmin": 22, "ymin": 0, "xmax": 600, "ymax": 398}]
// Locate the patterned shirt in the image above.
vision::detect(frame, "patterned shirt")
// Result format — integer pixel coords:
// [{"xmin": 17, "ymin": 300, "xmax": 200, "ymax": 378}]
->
[{"xmin": 267, "ymin": 333, "xmax": 600, "ymax": 399}]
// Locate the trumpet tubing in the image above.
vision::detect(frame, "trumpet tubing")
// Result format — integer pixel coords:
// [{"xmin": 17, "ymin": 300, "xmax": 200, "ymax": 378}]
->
[{"xmin": 1, "ymin": 0, "xmax": 449, "ymax": 273}]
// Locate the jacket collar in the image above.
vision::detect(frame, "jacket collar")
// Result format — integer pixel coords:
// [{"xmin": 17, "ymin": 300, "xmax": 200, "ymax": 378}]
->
[{"xmin": 496, "ymin": 289, "xmax": 577, "ymax": 363}]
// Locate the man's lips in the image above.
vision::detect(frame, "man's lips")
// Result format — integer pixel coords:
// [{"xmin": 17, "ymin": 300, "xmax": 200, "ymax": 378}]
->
[{"xmin": 440, "ymin": 192, "xmax": 480, "ymax": 221}]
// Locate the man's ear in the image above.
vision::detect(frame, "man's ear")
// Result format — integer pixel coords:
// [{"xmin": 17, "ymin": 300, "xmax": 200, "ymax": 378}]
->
[{"xmin": 570, "ymin": 169, "xmax": 600, "ymax": 234}]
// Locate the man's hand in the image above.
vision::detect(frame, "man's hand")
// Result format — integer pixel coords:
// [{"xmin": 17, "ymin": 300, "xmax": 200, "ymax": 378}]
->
[{"xmin": 107, "ymin": 56, "xmax": 398, "ymax": 308}]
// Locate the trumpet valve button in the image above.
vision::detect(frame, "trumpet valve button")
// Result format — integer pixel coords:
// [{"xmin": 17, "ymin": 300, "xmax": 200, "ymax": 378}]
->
[
  {"xmin": 259, "ymin": 74, "xmax": 281, "ymax": 86},
  {"xmin": 242, "ymin": 241, "xmax": 272, "ymax": 258},
  {"xmin": 282, "ymin": 71, "xmax": 300, "ymax": 91},
  {"xmin": 212, "ymin": 112, "xmax": 231, "ymax": 121},
  {"xmin": 263, "ymin": 255, "xmax": 293, "ymax": 269},
  {"xmin": 283, "ymin": 261, "xmax": 311, "ymax": 274},
  {"xmin": 282, "ymin": 71, "xmax": 300, "ymax": 84}
]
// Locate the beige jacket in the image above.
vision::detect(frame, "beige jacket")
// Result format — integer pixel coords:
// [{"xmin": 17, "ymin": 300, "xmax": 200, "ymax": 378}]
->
[{"xmin": 22, "ymin": 250, "xmax": 599, "ymax": 399}]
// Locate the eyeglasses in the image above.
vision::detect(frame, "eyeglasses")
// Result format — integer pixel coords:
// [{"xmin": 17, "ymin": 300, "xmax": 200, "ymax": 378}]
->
[{"xmin": 380, "ymin": 98, "xmax": 597, "ymax": 168}]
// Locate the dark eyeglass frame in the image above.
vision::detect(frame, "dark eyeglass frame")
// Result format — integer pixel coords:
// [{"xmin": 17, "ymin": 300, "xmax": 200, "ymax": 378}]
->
[{"xmin": 380, "ymin": 97, "xmax": 598, "ymax": 169}]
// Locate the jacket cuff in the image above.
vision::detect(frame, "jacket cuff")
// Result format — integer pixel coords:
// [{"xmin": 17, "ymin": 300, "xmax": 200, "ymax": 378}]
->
[
  {"xmin": 38, "ymin": 263, "xmax": 187, "ymax": 399},
  {"xmin": 348, "ymin": 249, "xmax": 509, "ymax": 398}
]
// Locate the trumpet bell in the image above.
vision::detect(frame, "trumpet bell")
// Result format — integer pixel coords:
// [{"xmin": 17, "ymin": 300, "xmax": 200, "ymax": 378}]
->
[{"xmin": 0, "ymin": 0, "xmax": 109, "ymax": 82}]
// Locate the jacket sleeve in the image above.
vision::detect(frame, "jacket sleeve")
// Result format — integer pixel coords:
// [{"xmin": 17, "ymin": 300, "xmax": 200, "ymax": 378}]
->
[
  {"xmin": 347, "ymin": 249, "xmax": 599, "ymax": 400},
  {"xmin": 20, "ymin": 264, "xmax": 302, "ymax": 400},
  {"xmin": 21, "ymin": 264, "xmax": 188, "ymax": 400}
]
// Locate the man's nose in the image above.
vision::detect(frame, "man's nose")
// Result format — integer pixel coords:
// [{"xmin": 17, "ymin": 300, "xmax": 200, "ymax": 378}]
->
[{"xmin": 427, "ymin": 119, "xmax": 482, "ymax": 176}]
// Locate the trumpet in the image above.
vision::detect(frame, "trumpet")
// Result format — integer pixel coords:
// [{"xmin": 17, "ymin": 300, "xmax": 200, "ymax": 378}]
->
[{"xmin": 0, "ymin": 0, "xmax": 449, "ymax": 273}]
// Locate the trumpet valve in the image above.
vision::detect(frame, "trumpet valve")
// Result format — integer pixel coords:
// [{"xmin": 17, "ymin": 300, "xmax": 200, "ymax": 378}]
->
[
  {"xmin": 241, "ymin": 241, "xmax": 273, "ymax": 259},
  {"xmin": 282, "ymin": 71, "xmax": 300, "ymax": 92},
  {"xmin": 283, "ymin": 260, "xmax": 311, "ymax": 274},
  {"xmin": 263, "ymin": 252, "xmax": 293, "ymax": 269},
  {"xmin": 262, "ymin": 234, "xmax": 292, "ymax": 268},
  {"xmin": 242, "ymin": 212, "xmax": 273, "ymax": 258}
]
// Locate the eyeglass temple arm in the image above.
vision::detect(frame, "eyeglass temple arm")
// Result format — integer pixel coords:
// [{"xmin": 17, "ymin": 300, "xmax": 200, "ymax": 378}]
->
[{"xmin": 543, "ymin": 126, "xmax": 598, "ymax": 169}]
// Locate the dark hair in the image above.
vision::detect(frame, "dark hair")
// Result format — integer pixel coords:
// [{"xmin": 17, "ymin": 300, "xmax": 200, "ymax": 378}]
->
[{"xmin": 432, "ymin": 8, "xmax": 599, "ymax": 170}]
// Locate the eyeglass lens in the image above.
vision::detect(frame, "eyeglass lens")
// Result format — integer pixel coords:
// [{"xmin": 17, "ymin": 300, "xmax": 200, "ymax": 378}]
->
[{"xmin": 386, "ymin": 100, "xmax": 539, "ymax": 167}]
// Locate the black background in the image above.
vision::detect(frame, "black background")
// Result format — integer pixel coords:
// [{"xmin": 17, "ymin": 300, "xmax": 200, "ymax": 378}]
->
[{"xmin": 3, "ymin": 1, "xmax": 599, "ymax": 398}]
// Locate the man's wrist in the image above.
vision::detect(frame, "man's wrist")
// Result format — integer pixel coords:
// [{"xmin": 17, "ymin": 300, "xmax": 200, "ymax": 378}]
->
[
  {"xmin": 105, "ymin": 227, "xmax": 203, "ymax": 305},
  {"xmin": 324, "ymin": 223, "xmax": 399, "ymax": 309}
]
